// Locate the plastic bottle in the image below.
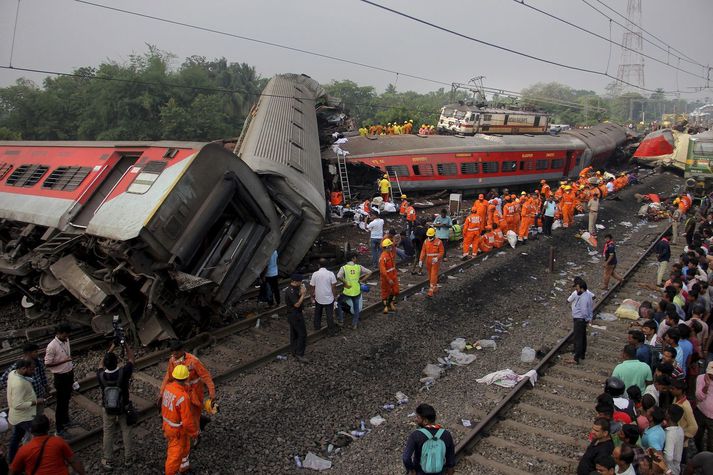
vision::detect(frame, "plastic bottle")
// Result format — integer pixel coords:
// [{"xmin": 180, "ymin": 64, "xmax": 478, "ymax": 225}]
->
[
  {"xmin": 383, "ymin": 403, "xmax": 395, "ymax": 411},
  {"xmin": 294, "ymin": 455, "xmax": 303, "ymax": 468},
  {"xmin": 476, "ymin": 339, "xmax": 497, "ymax": 349},
  {"xmin": 360, "ymin": 420, "xmax": 366, "ymax": 431}
]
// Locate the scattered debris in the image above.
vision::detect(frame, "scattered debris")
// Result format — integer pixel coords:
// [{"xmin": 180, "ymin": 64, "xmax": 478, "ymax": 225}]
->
[
  {"xmin": 461, "ymin": 419, "xmax": 472, "ymax": 428},
  {"xmin": 369, "ymin": 415, "xmax": 386, "ymax": 427},
  {"xmin": 597, "ymin": 313, "xmax": 617, "ymax": 321},
  {"xmin": 520, "ymin": 347, "xmax": 536, "ymax": 363},
  {"xmin": 302, "ymin": 452, "xmax": 333, "ymax": 471},
  {"xmin": 476, "ymin": 369, "xmax": 538, "ymax": 388},
  {"xmin": 615, "ymin": 299, "xmax": 641, "ymax": 320},
  {"xmin": 475, "ymin": 339, "xmax": 497, "ymax": 350}
]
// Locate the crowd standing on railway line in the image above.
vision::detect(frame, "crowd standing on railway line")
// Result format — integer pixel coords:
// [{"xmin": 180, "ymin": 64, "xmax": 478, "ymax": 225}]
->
[{"xmin": 573, "ymin": 192, "xmax": 713, "ymax": 475}]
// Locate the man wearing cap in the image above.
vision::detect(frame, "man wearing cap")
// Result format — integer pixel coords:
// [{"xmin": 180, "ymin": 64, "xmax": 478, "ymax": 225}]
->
[
  {"xmin": 284, "ymin": 274, "xmax": 309, "ymax": 361},
  {"xmin": 695, "ymin": 361, "xmax": 713, "ymax": 452},
  {"xmin": 161, "ymin": 364, "xmax": 198, "ymax": 475},
  {"xmin": 567, "ymin": 277, "xmax": 594, "ymax": 364},
  {"xmin": 399, "ymin": 195, "xmax": 409, "ymax": 222}
]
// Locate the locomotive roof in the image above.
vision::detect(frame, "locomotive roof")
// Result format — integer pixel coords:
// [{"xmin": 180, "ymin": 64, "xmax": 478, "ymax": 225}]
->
[
  {"xmin": 440, "ymin": 103, "xmax": 548, "ymax": 115},
  {"xmin": 330, "ymin": 133, "xmax": 585, "ymax": 159}
]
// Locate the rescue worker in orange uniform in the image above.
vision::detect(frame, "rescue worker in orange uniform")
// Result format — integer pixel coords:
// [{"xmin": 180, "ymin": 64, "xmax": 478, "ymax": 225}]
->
[
  {"xmin": 472, "ymin": 194, "xmax": 488, "ymax": 224},
  {"xmin": 479, "ymin": 227, "xmax": 494, "ymax": 253},
  {"xmin": 405, "ymin": 202, "xmax": 417, "ymax": 235},
  {"xmin": 503, "ymin": 196, "xmax": 517, "ymax": 234},
  {"xmin": 554, "ymin": 181, "xmax": 566, "ymax": 201},
  {"xmin": 513, "ymin": 193, "xmax": 523, "ymax": 232},
  {"xmin": 161, "ymin": 364, "xmax": 199, "ymax": 475},
  {"xmin": 399, "ymin": 195, "xmax": 409, "ymax": 218},
  {"xmin": 598, "ymin": 180, "xmax": 608, "ymax": 199},
  {"xmin": 160, "ymin": 341, "xmax": 216, "ymax": 438},
  {"xmin": 579, "ymin": 166, "xmax": 592, "ymax": 180},
  {"xmin": 561, "ymin": 185, "xmax": 576, "ymax": 228},
  {"xmin": 363, "ymin": 199, "xmax": 371, "ymax": 215},
  {"xmin": 462, "ymin": 210, "xmax": 482, "ymax": 260},
  {"xmin": 419, "ymin": 228, "xmax": 444, "ymax": 298},
  {"xmin": 492, "ymin": 223, "xmax": 505, "ymax": 248},
  {"xmin": 540, "ymin": 179, "xmax": 551, "ymax": 199},
  {"xmin": 379, "ymin": 239, "xmax": 399, "ymax": 313},
  {"xmin": 518, "ymin": 194, "xmax": 536, "ymax": 242},
  {"xmin": 486, "ymin": 200, "xmax": 497, "ymax": 228}
]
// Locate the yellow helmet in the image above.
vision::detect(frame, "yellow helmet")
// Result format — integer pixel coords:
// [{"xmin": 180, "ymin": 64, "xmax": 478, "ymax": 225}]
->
[
  {"xmin": 564, "ymin": 185, "xmax": 572, "ymax": 190},
  {"xmin": 382, "ymin": 238, "xmax": 394, "ymax": 247},
  {"xmin": 401, "ymin": 194, "xmax": 407, "ymax": 199},
  {"xmin": 426, "ymin": 228, "xmax": 436, "ymax": 237},
  {"xmin": 579, "ymin": 185, "xmax": 585, "ymax": 190},
  {"xmin": 383, "ymin": 174, "xmax": 389, "ymax": 179},
  {"xmin": 409, "ymin": 119, "xmax": 413, "ymax": 123},
  {"xmin": 172, "ymin": 364, "xmax": 190, "ymax": 380},
  {"xmin": 520, "ymin": 191, "xmax": 526, "ymax": 195},
  {"xmin": 204, "ymin": 398, "xmax": 218, "ymax": 414},
  {"xmin": 673, "ymin": 198, "xmax": 680, "ymax": 204}
]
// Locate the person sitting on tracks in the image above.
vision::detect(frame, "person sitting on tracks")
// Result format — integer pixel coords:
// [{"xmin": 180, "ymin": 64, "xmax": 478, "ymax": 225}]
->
[
  {"xmin": 612, "ymin": 344, "xmax": 653, "ymax": 393},
  {"xmin": 96, "ymin": 341, "xmax": 135, "ymax": 471},
  {"xmin": 577, "ymin": 417, "xmax": 614, "ymax": 475},
  {"xmin": 401, "ymin": 403, "xmax": 455, "ymax": 475},
  {"xmin": 8, "ymin": 414, "xmax": 86, "ymax": 475}
]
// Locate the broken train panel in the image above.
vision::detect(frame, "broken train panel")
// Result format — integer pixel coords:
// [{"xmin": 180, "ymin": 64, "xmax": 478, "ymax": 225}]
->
[{"xmin": 0, "ymin": 141, "xmax": 281, "ymax": 344}]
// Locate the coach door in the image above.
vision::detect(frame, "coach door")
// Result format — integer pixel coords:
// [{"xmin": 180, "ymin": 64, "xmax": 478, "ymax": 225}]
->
[{"xmin": 563, "ymin": 151, "xmax": 576, "ymax": 177}]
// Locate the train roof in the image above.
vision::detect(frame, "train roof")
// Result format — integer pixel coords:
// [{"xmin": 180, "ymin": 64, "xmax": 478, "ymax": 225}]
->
[
  {"xmin": 440, "ymin": 103, "xmax": 548, "ymax": 115},
  {"xmin": 329, "ymin": 133, "xmax": 585, "ymax": 159}
]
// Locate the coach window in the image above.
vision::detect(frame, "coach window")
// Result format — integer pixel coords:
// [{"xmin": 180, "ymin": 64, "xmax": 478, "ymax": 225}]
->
[
  {"xmin": 385, "ymin": 165, "xmax": 409, "ymax": 177},
  {"xmin": 6, "ymin": 164, "xmax": 49, "ymax": 187},
  {"xmin": 551, "ymin": 159, "xmax": 564, "ymax": 169},
  {"xmin": 501, "ymin": 161, "xmax": 517, "ymax": 172},
  {"xmin": 520, "ymin": 161, "xmax": 536, "ymax": 171},
  {"xmin": 128, "ymin": 160, "xmax": 167, "ymax": 194},
  {"xmin": 413, "ymin": 164, "xmax": 434, "ymax": 176},
  {"xmin": 460, "ymin": 162, "xmax": 479, "ymax": 175},
  {"xmin": 482, "ymin": 114, "xmax": 492, "ymax": 122},
  {"xmin": 482, "ymin": 162, "xmax": 499, "ymax": 173},
  {"xmin": 0, "ymin": 162, "xmax": 12, "ymax": 180},
  {"xmin": 536, "ymin": 159, "xmax": 549, "ymax": 170},
  {"xmin": 437, "ymin": 163, "xmax": 457, "ymax": 176},
  {"xmin": 42, "ymin": 166, "xmax": 92, "ymax": 191}
]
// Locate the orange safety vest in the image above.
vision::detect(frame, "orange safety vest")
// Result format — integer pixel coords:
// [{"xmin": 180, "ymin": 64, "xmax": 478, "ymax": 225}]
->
[
  {"xmin": 406, "ymin": 206, "xmax": 417, "ymax": 222},
  {"xmin": 379, "ymin": 250, "xmax": 398, "ymax": 279},
  {"xmin": 541, "ymin": 184, "xmax": 551, "ymax": 198},
  {"xmin": 420, "ymin": 238, "xmax": 444, "ymax": 264},
  {"xmin": 399, "ymin": 200, "xmax": 409, "ymax": 215},
  {"xmin": 479, "ymin": 233, "xmax": 494, "ymax": 252},
  {"xmin": 161, "ymin": 381, "xmax": 198, "ymax": 437},
  {"xmin": 161, "ymin": 353, "xmax": 216, "ymax": 407},
  {"xmin": 493, "ymin": 229, "xmax": 505, "ymax": 247},
  {"xmin": 464, "ymin": 213, "xmax": 482, "ymax": 234},
  {"xmin": 330, "ymin": 191, "xmax": 343, "ymax": 206}
]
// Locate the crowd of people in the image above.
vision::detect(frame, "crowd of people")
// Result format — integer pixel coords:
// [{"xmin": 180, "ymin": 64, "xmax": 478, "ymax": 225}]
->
[
  {"xmin": 571, "ymin": 194, "xmax": 713, "ymax": 474},
  {"xmin": 357, "ymin": 120, "xmax": 438, "ymax": 136}
]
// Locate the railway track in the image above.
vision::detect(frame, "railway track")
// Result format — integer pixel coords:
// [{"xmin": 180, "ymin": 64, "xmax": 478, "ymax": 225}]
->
[{"xmin": 453, "ymin": 222, "xmax": 672, "ymax": 474}]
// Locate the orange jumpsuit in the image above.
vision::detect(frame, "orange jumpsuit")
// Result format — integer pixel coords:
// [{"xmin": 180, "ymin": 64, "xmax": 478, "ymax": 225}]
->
[
  {"xmin": 486, "ymin": 203, "xmax": 497, "ymax": 228},
  {"xmin": 493, "ymin": 228, "xmax": 505, "ymax": 248},
  {"xmin": 598, "ymin": 183, "xmax": 608, "ymax": 199},
  {"xmin": 579, "ymin": 166, "xmax": 592, "ymax": 179},
  {"xmin": 406, "ymin": 205, "xmax": 417, "ymax": 225},
  {"xmin": 518, "ymin": 199, "xmax": 536, "ymax": 241},
  {"xmin": 503, "ymin": 202, "xmax": 517, "ymax": 234},
  {"xmin": 472, "ymin": 199, "xmax": 488, "ymax": 224},
  {"xmin": 420, "ymin": 238, "xmax": 444, "ymax": 297},
  {"xmin": 363, "ymin": 200, "xmax": 371, "ymax": 214},
  {"xmin": 561, "ymin": 191, "xmax": 576, "ymax": 228},
  {"xmin": 162, "ymin": 381, "xmax": 199, "ymax": 475},
  {"xmin": 379, "ymin": 250, "xmax": 399, "ymax": 300},
  {"xmin": 479, "ymin": 231, "xmax": 494, "ymax": 253},
  {"xmin": 541, "ymin": 184, "xmax": 551, "ymax": 199},
  {"xmin": 399, "ymin": 200, "xmax": 408, "ymax": 216},
  {"xmin": 161, "ymin": 353, "xmax": 216, "ymax": 432},
  {"xmin": 462, "ymin": 213, "xmax": 482, "ymax": 257}
]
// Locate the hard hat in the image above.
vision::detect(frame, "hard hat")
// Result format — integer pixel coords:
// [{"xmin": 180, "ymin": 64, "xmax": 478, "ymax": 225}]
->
[
  {"xmin": 383, "ymin": 174, "xmax": 389, "ymax": 178},
  {"xmin": 540, "ymin": 179, "xmax": 546, "ymax": 184},
  {"xmin": 426, "ymin": 228, "xmax": 436, "ymax": 237},
  {"xmin": 172, "ymin": 364, "xmax": 190, "ymax": 380},
  {"xmin": 409, "ymin": 119, "xmax": 413, "ymax": 123},
  {"xmin": 596, "ymin": 171, "xmax": 602, "ymax": 175},
  {"xmin": 564, "ymin": 185, "xmax": 572, "ymax": 190},
  {"xmin": 673, "ymin": 198, "xmax": 680, "ymax": 204},
  {"xmin": 579, "ymin": 185, "xmax": 585, "ymax": 190},
  {"xmin": 478, "ymin": 194, "xmax": 484, "ymax": 199},
  {"xmin": 382, "ymin": 238, "xmax": 394, "ymax": 247},
  {"xmin": 404, "ymin": 121, "xmax": 408, "ymax": 124},
  {"xmin": 559, "ymin": 181, "xmax": 566, "ymax": 185},
  {"xmin": 387, "ymin": 122, "xmax": 392, "ymax": 125},
  {"xmin": 204, "ymin": 398, "xmax": 218, "ymax": 414},
  {"xmin": 521, "ymin": 191, "xmax": 526, "ymax": 195},
  {"xmin": 401, "ymin": 194, "xmax": 407, "ymax": 199}
]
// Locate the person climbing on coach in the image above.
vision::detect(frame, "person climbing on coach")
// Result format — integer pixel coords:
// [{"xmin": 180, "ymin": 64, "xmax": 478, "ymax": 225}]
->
[
  {"xmin": 420, "ymin": 228, "xmax": 444, "ymax": 299},
  {"xmin": 402, "ymin": 404, "xmax": 455, "ymax": 475},
  {"xmin": 337, "ymin": 252, "xmax": 372, "ymax": 329},
  {"xmin": 380, "ymin": 238, "xmax": 400, "ymax": 313},
  {"xmin": 159, "ymin": 340, "xmax": 215, "ymax": 443},
  {"xmin": 378, "ymin": 174, "xmax": 391, "ymax": 202},
  {"xmin": 161, "ymin": 364, "xmax": 198, "ymax": 475}
]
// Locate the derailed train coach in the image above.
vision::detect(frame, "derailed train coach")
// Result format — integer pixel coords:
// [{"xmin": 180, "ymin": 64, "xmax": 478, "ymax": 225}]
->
[{"xmin": 0, "ymin": 73, "xmax": 326, "ymax": 345}]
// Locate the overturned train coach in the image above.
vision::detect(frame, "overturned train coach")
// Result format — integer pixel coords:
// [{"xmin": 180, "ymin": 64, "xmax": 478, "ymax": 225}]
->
[{"xmin": 0, "ymin": 73, "xmax": 326, "ymax": 344}]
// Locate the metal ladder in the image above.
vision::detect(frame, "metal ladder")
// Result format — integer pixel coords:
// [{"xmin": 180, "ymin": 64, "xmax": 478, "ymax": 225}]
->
[
  {"xmin": 336, "ymin": 149, "xmax": 352, "ymax": 202},
  {"xmin": 387, "ymin": 169, "xmax": 403, "ymax": 200}
]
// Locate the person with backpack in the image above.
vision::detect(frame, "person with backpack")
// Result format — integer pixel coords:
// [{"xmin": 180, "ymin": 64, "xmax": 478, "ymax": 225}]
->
[
  {"xmin": 9, "ymin": 415, "xmax": 86, "ymax": 475},
  {"xmin": 402, "ymin": 403, "xmax": 455, "ymax": 475},
  {"xmin": 96, "ymin": 341, "xmax": 135, "ymax": 471}
]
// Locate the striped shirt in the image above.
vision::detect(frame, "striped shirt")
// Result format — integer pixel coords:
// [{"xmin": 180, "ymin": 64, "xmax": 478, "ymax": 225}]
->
[{"xmin": 0, "ymin": 358, "xmax": 48, "ymax": 398}]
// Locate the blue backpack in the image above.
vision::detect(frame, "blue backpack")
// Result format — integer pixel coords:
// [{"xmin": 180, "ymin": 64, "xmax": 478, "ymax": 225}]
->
[{"xmin": 418, "ymin": 428, "xmax": 446, "ymax": 473}]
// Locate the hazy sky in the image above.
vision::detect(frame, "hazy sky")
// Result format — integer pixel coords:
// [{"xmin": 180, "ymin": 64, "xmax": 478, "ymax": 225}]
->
[{"xmin": 1, "ymin": 0, "xmax": 711, "ymax": 100}]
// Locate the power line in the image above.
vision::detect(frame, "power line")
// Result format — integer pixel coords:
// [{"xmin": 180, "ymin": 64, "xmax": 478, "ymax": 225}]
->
[
  {"xmin": 588, "ymin": 0, "xmax": 707, "ymax": 69},
  {"xmin": 512, "ymin": 0, "xmax": 707, "ymax": 82},
  {"xmin": 359, "ymin": 0, "xmax": 703, "ymax": 95},
  {"xmin": 9, "ymin": 0, "xmax": 22, "ymax": 68}
]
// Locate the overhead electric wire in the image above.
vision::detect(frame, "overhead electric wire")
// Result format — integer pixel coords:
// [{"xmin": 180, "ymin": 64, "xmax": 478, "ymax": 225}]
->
[
  {"xmin": 358, "ymin": 0, "xmax": 702, "ymax": 95},
  {"xmin": 587, "ymin": 0, "xmax": 707, "ymax": 69},
  {"xmin": 512, "ymin": 0, "xmax": 708, "ymax": 82}
]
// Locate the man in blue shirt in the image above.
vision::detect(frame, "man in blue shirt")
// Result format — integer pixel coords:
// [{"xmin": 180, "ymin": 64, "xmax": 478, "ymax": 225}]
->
[
  {"xmin": 675, "ymin": 323, "xmax": 694, "ymax": 374},
  {"xmin": 432, "ymin": 209, "xmax": 452, "ymax": 261},
  {"xmin": 627, "ymin": 330, "xmax": 652, "ymax": 367},
  {"xmin": 665, "ymin": 327, "xmax": 689, "ymax": 376},
  {"xmin": 641, "ymin": 406, "xmax": 666, "ymax": 450},
  {"xmin": 567, "ymin": 277, "xmax": 594, "ymax": 364},
  {"xmin": 542, "ymin": 196, "xmax": 556, "ymax": 236},
  {"xmin": 262, "ymin": 250, "xmax": 280, "ymax": 307}
]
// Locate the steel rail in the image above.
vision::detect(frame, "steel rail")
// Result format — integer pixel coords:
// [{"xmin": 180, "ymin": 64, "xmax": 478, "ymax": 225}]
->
[{"xmin": 453, "ymin": 223, "xmax": 671, "ymax": 461}]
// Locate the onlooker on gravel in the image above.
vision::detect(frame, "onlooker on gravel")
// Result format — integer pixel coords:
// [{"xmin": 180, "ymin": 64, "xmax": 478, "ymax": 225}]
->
[
  {"xmin": 655, "ymin": 232, "xmax": 672, "ymax": 287},
  {"xmin": 664, "ymin": 329, "xmax": 688, "ymax": 377},
  {"xmin": 284, "ymin": 274, "xmax": 308, "ymax": 363},
  {"xmin": 96, "ymin": 341, "xmax": 135, "ymax": 470},
  {"xmin": 365, "ymin": 210, "xmax": 384, "ymax": 268},
  {"xmin": 612, "ymin": 344, "xmax": 653, "ymax": 393},
  {"xmin": 8, "ymin": 415, "xmax": 86, "ymax": 475},
  {"xmin": 402, "ymin": 403, "xmax": 455, "ymax": 475},
  {"xmin": 310, "ymin": 258, "xmax": 337, "ymax": 334},
  {"xmin": 663, "ymin": 405, "xmax": 685, "ymax": 475},
  {"xmin": 336, "ymin": 253, "xmax": 372, "ymax": 329},
  {"xmin": 682, "ymin": 451, "xmax": 713, "ymax": 475},
  {"xmin": 628, "ymin": 330, "xmax": 653, "ymax": 366},
  {"xmin": 618, "ymin": 424, "xmax": 646, "ymax": 471},
  {"xmin": 660, "ymin": 348, "xmax": 685, "ymax": 382},
  {"xmin": 44, "ymin": 322, "xmax": 74, "ymax": 436},
  {"xmin": 642, "ymin": 406, "xmax": 667, "ymax": 451},
  {"xmin": 577, "ymin": 417, "xmax": 614, "ymax": 475},
  {"xmin": 594, "ymin": 453, "xmax": 616, "ymax": 474},
  {"xmin": 567, "ymin": 277, "xmax": 594, "ymax": 365},
  {"xmin": 613, "ymin": 443, "xmax": 636, "ymax": 474},
  {"xmin": 0, "ymin": 343, "xmax": 49, "ymax": 404},
  {"xmin": 694, "ymin": 362, "xmax": 713, "ymax": 452},
  {"xmin": 6, "ymin": 359, "xmax": 42, "ymax": 463},
  {"xmin": 588, "ymin": 191, "xmax": 600, "ymax": 236},
  {"xmin": 670, "ymin": 378, "xmax": 698, "ymax": 442},
  {"xmin": 602, "ymin": 234, "xmax": 624, "ymax": 291}
]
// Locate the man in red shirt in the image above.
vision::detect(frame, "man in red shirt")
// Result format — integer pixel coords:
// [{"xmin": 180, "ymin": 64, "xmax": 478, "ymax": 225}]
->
[{"xmin": 10, "ymin": 415, "xmax": 86, "ymax": 475}]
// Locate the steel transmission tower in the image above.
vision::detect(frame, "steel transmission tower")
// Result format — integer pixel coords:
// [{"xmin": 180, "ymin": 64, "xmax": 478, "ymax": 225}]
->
[{"xmin": 615, "ymin": 0, "xmax": 645, "ymax": 93}]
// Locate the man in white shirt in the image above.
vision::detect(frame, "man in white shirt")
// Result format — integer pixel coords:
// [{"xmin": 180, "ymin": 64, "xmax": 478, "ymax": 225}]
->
[
  {"xmin": 310, "ymin": 259, "xmax": 337, "ymax": 334},
  {"xmin": 366, "ymin": 211, "xmax": 384, "ymax": 268},
  {"xmin": 44, "ymin": 322, "xmax": 74, "ymax": 435},
  {"xmin": 663, "ymin": 405, "xmax": 685, "ymax": 475}
]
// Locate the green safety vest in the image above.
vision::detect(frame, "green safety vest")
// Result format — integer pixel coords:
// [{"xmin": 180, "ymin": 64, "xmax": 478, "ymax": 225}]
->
[{"xmin": 341, "ymin": 263, "xmax": 362, "ymax": 297}]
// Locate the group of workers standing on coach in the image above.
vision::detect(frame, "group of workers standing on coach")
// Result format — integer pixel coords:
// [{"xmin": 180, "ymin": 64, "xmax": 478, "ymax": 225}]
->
[{"xmin": 358, "ymin": 120, "xmax": 437, "ymax": 137}]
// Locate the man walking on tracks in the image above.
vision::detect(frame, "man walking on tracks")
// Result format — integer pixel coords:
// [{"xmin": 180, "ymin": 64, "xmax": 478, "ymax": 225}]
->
[
  {"xmin": 336, "ymin": 253, "xmax": 372, "ymax": 329},
  {"xmin": 310, "ymin": 258, "xmax": 338, "ymax": 334},
  {"xmin": 402, "ymin": 403, "xmax": 455, "ymax": 475},
  {"xmin": 419, "ymin": 228, "xmax": 444, "ymax": 298},
  {"xmin": 379, "ymin": 239, "xmax": 399, "ymax": 313},
  {"xmin": 160, "ymin": 341, "xmax": 216, "ymax": 442},
  {"xmin": 161, "ymin": 365, "xmax": 198, "ymax": 475},
  {"xmin": 44, "ymin": 322, "xmax": 74, "ymax": 436},
  {"xmin": 567, "ymin": 277, "xmax": 593, "ymax": 365},
  {"xmin": 284, "ymin": 274, "xmax": 309, "ymax": 362}
]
